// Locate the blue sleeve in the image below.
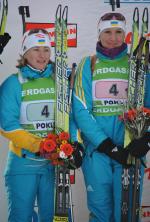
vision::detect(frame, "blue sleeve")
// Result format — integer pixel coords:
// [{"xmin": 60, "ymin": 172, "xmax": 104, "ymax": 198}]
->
[
  {"xmin": 145, "ymin": 73, "xmax": 150, "ymax": 108},
  {"xmin": 72, "ymin": 56, "xmax": 107, "ymax": 148},
  {"xmin": 0, "ymin": 74, "xmax": 22, "ymax": 131}
]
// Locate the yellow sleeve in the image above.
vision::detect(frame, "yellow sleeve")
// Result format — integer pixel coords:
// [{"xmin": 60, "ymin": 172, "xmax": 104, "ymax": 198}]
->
[{"xmin": 1, "ymin": 129, "xmax": 42, "ymax": 153}]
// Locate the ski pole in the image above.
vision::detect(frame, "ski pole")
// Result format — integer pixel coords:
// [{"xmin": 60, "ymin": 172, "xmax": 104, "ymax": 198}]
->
[
  {"xmin": 18, "ymin": 6, "xmax": 30, "ymax": 34},
  {"xmin": 69, "ymin": 63, "xmax": 77, "ymax": 108},
  {"xmin": 116, "ymin": 0, "xmax": 120, "ymax": 8},
  {"xmin": 109, "ymin": 0, "xmax": 115, "ymax": 11}
]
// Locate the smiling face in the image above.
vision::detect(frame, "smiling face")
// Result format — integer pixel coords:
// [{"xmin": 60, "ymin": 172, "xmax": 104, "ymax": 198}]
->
[
  {"xmin": 99, "ymin": 28, "xmax": 125, "ymax": 49},
  {"xmin": 24, "ymin": 46, "xmax": 51, "ymax": 70}
]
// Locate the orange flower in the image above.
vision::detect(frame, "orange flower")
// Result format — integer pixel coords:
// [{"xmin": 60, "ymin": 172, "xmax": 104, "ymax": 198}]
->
[
  {"xmin": 60, "ymin": 143, "xmax": 73, "ymax": 156},
  {"xmin": 141, "ymin": 107, "xmax": 150, "ymax": 115},
  {"xmin": 47, "ymin": 133, "xmax": 58, "ymax": 141},
  {"xmin": 39, "ymin": 131, "xmax": 75, "ymax": 166},
  {"xmin": 127, "ymin": 108, "xmax": 137, "ymax": 120},
  {"xmin": 41, "ymin": 139, "xmax": 56, "ymax": 152},
  {"xmin": 59, "ymin": 132, "xmax": 70, "ymax": 141}
]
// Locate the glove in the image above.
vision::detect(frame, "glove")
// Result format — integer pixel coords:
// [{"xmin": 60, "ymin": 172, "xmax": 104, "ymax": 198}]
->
[
  {"xmin": 68, "ymin": 142, "xmax": 85, "ymax": 169},
  {"xmin": 97, "ymin": 138, "xmax": 129, "ymax": 166},
  {"xmin": 0, "ymin": 33, "xmax": 11, "ymax": 54},
  {"xmin": 126, "ymin": 132, "xmax": 150, "ymax": 158}
]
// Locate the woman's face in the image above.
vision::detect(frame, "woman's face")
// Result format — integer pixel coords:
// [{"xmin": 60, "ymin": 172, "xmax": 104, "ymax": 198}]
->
[
  {"xmin": 24, "ymin": 46, "xmax": 51, "ymax": 70},
  {"xmin": 99, "ymin": 28, "xmax": 125, "ymax": 49}
]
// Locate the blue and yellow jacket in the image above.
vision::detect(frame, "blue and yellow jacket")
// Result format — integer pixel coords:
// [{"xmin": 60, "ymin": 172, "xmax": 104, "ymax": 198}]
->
[
  {"xmin": 0, "ymin": 64, "xmax": 55, "ymax": 174},
  {"xmin": 70, "ymin": 51, "xmax": 150, "ymax": 155}
]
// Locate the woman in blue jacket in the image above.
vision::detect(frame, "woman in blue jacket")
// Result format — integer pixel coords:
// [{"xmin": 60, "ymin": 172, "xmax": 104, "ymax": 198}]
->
[
  {"xmin": 0, "ymin": 28, "xmax": 55, "ymax": 222},
  {"xmin": 71, "ymin": 12, "xmax": 150, "ymax": 222},
  {"xmin": 0, "ymin": 27, "xmax": 83, "ymax": 222}
]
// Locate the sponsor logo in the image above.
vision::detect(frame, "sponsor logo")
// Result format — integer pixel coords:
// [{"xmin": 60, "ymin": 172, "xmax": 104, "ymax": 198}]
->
[
  {"xmin": 53, "ymin": 216, "xmax": 68, "ymax": 221},
  {"xmin": 93, "ymin": 67, "xmax": 127, "ymax": 76},
  {"xmin": 22, "ymin": 88, "xmax": 54, "ymax": 96},
  {"xmin": 103, "ymin": 100, "xmax": 125, "ymax": 105},
  {"xmin": 36, "ymin": 121, "xmax": 54, "ymax": 130},
  {"xmin": 93, "ymin": 106, "xmax": 123, "ymax": 114}
]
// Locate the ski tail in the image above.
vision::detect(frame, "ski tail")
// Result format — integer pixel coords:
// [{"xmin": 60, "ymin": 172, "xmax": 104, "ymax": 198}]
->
[
  {"xmin": 130, "ymin": 7, "xmax": 139, "ymax": 56},
  {"xmin": 141, "ymin": 7, "xmax": 148, "ymax": 38},
  {"xmin": 0, "ymin": 0, "xmax": 8, "ymax": 35}
]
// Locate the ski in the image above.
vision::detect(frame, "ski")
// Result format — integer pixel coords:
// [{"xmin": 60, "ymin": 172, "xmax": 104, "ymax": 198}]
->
[
  {"xmin": 55, "ymin": 4, "xmax": 65, "ymax": 134},
  {"xmin": 0, "ymin": 0, "xmax": 11, "ymax": 62},
  {"xmin": 131, "ymin": 37, "xmax": 149, "ymax": 222},
  {"xmin": 121, "ymin": 7, "xmax": 149, "ymax": 222},
  {"xmin": 121, "ymin": 8, "xmax": 140, "ymax": 222},
  {"xmin": 54, "ymin": 4, "xmax": 74, "ymax": 222},
  {"xmin": 131, "ymin": 7, "xmax": 149, "ymax": 220},
  {"xmin": 130, "ymin": 7, "xmax": 149, "ymax": 221},
  {"xmin": 0, "ymin": 0, "xmax": 7, "ymax": 36}
]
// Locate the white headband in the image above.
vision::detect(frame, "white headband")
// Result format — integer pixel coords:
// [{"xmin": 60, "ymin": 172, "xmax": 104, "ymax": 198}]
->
[
  {"xmin": 98, "ymin": 20, "xmax": 126, "ymax": 37},
  {"xmin": 21, "ymin": 31, "xmax": 51, "ymax": 56}
]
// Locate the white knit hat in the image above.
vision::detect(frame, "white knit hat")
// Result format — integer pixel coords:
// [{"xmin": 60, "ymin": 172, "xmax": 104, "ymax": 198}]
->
[
  {"xmin": 21, "ymin": 30, "xmax": 51, "ymax": 56},
  {"xmin": 97, "ymin": 13, "xmax": 126, "ymax": 38}
]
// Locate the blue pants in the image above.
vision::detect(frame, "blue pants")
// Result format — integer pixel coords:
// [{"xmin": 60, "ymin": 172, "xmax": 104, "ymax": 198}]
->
[
  {"xmin": 5, "ymin": 168, "xmax": 55, "ymax": 222},
  {"xmin": 82, "ymin": 152, "xmax": 144, "ymax": 222}
]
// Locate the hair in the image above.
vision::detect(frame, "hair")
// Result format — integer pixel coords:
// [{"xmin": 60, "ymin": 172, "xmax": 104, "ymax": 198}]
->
[{"xmin": 16, "ymin": 28, "xmax": 51, "ymax": 68}]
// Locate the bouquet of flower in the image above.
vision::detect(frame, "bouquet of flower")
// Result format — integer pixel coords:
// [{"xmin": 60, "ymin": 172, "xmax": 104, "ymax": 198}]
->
[
  {"xmin": 119, "ymin": 106, "xmax": 150, "ymax": 139},
  {"xmin": 39, "ymin": 131, "xmax": 75, "ymax": 167}
]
